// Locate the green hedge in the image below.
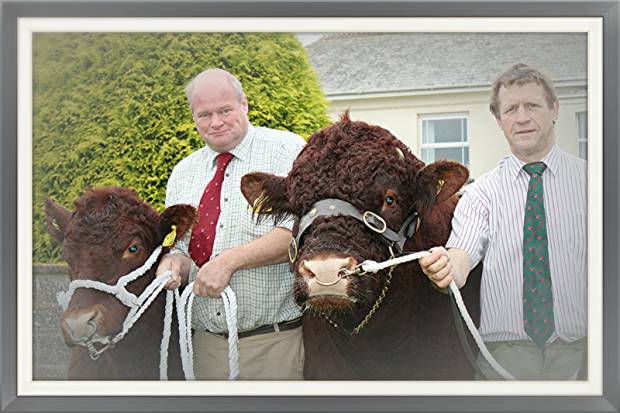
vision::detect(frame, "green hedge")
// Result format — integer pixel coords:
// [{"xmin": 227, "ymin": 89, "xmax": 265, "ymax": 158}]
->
[{"xmin": 33, "ymin": 33, "xmax": 329, "ymax": 263}]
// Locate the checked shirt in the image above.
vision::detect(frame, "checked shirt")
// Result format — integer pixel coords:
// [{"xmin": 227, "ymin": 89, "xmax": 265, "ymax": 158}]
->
[{"xmin": 166, "ymin": 125, "xmax": 305, "ymax": 333}]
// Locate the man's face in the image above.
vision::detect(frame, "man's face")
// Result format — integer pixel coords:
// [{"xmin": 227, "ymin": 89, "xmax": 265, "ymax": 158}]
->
[
  {"xmin": 495, "ymin": 82, "xmax": 559, "ymax": 162},
  {"xmin": 191, "ymin": 77, "xmax": 249, "ymax": 153}
]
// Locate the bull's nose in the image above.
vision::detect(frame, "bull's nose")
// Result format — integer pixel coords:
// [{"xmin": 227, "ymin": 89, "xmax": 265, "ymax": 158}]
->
[
  {"xmin": 61, "ymin": 309, "xmax": 101, "ymax": 342},
  {"xmin": 300, "ymin": 256, "xmax": 357, "ymax": 285}
]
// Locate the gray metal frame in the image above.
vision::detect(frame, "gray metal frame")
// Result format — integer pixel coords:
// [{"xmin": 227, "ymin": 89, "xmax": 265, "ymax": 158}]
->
[{"xmin": 1, "ymin": 1, "xmax": 618, "ymax": 412}]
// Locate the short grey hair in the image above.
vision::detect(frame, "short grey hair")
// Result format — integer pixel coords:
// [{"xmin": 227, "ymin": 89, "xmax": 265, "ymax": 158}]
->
[{"xmin": 184, "ymin": 68, "xmax": 245, "ymax": 109}]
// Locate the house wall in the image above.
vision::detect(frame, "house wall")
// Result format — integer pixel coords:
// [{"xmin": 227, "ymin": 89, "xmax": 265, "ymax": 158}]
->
[{"xmin": 327, "ymin": 89, "xmax": 586, "ymax": 179}]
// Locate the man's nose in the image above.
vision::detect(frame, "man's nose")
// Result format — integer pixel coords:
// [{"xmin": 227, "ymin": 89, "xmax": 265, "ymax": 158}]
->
[
  {"xmin": 210, "ymin": 113, "xmax": 224, "ymax": 128},
  {"xmin": 515, "ymin": 106, "xmax": 530, "ymax": 122}
]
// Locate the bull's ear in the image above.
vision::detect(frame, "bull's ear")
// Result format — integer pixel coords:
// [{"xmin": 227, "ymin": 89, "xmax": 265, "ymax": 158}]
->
[
  {"xmin": 160, "ymin": 204, "xmax": 197, "ymax": 243},
  {"xmin": 415, "ymin": 161, "xmax": 469, "ymax": 216},
  {"xmin": 240, "ymin": 172, "xmax": 293, "ymax": 219},
  {"xmin": 44, "ymin": 198, "xmax": 72, "ymax": 244}
]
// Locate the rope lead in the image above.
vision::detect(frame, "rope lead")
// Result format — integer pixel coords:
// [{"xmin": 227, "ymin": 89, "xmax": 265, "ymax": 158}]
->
[
  {"xmin": 359, "ymin": 250, "xmax": 516, "ymax": 380},
  {"xmin": 57, "ymin": 245, "xmax": 240, "ymax": 381}
]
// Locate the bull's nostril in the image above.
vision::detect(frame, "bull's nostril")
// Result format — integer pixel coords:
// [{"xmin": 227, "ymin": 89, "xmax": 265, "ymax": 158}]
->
[
  {"xmin": 62, "ymin": 309, "xmax": 101, "ymax": 343},
  {"xmin": 87, "ymin": 318, "xmax": 99, "ymax": 334},
  {"xmin": 338, "ymin": 267, "xmax": 356, "ymax": 278},
  {"xmin": 301, "ymin": 257, "xmax": 354, "ymax": 286}
]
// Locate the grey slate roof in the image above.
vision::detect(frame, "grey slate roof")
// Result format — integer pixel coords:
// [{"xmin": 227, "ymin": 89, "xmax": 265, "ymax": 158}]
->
[{"xmin": 306, "ymin": 33, "xmax": 587, "ymax": 96}]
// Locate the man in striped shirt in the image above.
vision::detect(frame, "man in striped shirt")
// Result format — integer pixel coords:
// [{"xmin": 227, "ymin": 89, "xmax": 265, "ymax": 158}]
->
[
  {"xmin": 156, "ymin": 68, "xmax": 305, "ymax": 380},
  {"xmin": 420, "ymin": 63, "xmax": 587, "ymax": 380}
]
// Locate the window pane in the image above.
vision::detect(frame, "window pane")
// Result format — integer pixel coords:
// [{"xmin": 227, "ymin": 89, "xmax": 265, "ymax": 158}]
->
[
  {"xmin": 421, "ymin": 148, "xmax": 434, "ymax": 164},
  {"xmin": 579, "ymin": 141, "xmax": 587, "ymax": 160},
  {"xmin": 462, "ymin": 118, "xmax": 468, "ymax": 140},
  {"xmin": 428, "ymin": 147, "xmax": 466, "ymax": 164},
  {"xmin": 577, "ymin": 112, "xmax": 587, "ymax": 140},
  {"xmin": 422, "ymin": 118, "xmax": 465, "ymax": 144}
]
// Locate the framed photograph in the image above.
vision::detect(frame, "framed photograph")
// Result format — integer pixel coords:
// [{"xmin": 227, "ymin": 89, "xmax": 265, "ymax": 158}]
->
[{"xmin": 2, "ymin": 1, "xmax": 618, "ymax": 412}]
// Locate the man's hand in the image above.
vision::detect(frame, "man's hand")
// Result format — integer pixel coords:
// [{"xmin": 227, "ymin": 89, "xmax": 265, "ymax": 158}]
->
[
  {"xmin": 419, "ymin": 247, "xmax": 454, "ymax": 289},
  {"xmin": 419, "ymin": 247, "xmax": 472, "ymax": 289},
  {"xmin": 193, "ymin": 251, "xmax": 237, "ymax": 298},
  {"xmin": 156, "ymin": 253, "xmax": 192, "ymax": 290},
  {"xmin": 191, "ymin": 227, "xmax": 291, "ymax": 298}
]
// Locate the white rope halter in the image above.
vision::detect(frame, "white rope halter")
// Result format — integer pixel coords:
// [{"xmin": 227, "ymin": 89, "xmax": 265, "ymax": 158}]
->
[
  {"xmin": 359, "ymin": 251, "xmax": 517, "ymax": 380},
  {"xmin": 56, "ymin": 245, "xmax": 240, "ymax": 380}
]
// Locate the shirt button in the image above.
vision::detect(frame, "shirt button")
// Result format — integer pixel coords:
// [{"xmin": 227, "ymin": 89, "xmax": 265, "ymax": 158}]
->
[
  {"xmin": 216, "ymin": 312, "xmax": 221, "ymax": 316},
  {"xmin": 225, "ymin": 173, "xmax": 230, "ymax": 177},
  {"xmin": 220, "ymin": 224, "xmax": 224, "ymax": 228},
  {"xmin": 224, "ymin": 197, "xmax": 228, "ymax": 202}
]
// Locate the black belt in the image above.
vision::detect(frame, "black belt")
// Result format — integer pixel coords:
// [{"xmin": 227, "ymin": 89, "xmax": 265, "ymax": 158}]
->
[{"xmin": 208, "ymin": 317, "xmax": 302, "ymax": 339}]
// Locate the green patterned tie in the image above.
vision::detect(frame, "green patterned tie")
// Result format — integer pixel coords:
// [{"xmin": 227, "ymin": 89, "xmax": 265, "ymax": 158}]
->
[{"xmin": 522, "ymin": 162, "xmax": 555, "ymax": 347}]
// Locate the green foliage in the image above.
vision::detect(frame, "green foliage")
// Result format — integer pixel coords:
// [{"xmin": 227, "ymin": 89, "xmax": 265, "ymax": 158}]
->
[{"xmin": 33, "ymin": 33, "xmax": 329, "ymax": 262}]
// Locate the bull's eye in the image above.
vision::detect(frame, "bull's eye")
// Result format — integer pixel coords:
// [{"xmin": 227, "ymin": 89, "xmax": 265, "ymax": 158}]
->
[
  {"xmin": 385, "ymin": 195, "xmax": 396, "ymax": 206},
  {"xmin": 122, "ymin": 241, "xmax": 142, "ymax": 259}
]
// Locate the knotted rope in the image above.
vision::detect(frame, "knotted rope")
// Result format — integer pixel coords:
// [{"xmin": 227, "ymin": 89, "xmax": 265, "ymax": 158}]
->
[
  {"xmin": 358, "ymin": 251, "xmax": 516, "ymax": 380},
  {"xmin": 176, "ymin": 282, "xmax": 240, "ymax": 380}
]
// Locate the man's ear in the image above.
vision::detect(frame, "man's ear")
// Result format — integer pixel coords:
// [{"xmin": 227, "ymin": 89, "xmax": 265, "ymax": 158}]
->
[
  {"xmin": 240, "ymin": 95, "xmax": 249, "ymax": 115},
  {"xmin": 240, "ymin": 172, "xmax": 293, "ymax": 222},
  {"xmin": 415, "ymin": 160, "xmax": 469, "ymax": 217},
  {"xmin": 160, "ymin": 204, "xmax": 197, "ymax": 243},
  {"xmin": 44, "ymin": 198, "xmax": 72, "ymax": 244}
]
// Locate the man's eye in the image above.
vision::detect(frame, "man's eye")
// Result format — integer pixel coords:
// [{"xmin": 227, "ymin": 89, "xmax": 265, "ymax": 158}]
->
[
  {"xmin": 385, "ymin": 195, "xmax": 396, "ymax": 206},
  {"xmin": 128, "ymin": 244, "xmax": 139, "ymax": 254}
]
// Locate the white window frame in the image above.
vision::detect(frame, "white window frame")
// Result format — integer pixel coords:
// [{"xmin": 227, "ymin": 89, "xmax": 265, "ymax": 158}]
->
[
  {"xmin": 418, "ymin": 113, "xmax": 470, "ymax": 166},
  {"xmin": 576, "ymin": 111, "xmax": 587, "ymax": 159}
]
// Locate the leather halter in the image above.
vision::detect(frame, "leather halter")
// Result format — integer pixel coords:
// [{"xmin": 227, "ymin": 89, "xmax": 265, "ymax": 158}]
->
[{"xmin": 288, "ymin": 198, "xmax": 419, "ymax": 263}]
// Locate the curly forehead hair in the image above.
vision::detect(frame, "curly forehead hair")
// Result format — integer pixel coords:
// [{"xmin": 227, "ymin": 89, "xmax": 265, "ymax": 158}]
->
[{"xmin": 489, "ymin": 63, "xmax": 557, "ymax": 118}]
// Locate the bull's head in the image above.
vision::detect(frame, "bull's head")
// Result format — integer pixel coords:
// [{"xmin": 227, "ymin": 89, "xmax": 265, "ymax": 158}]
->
[
  {"xmin": 45, "ymin": 187, "xmax": 195, "ymax": 350},
  {"xmin": 241, "ymin": 113, "xmax": 468, "ymax": 322}
]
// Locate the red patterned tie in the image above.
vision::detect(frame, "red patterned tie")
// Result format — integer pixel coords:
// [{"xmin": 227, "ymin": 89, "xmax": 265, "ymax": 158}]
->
[{"xmin": 189, "ymin": 152, "xmax": 234, "ymax": 267}]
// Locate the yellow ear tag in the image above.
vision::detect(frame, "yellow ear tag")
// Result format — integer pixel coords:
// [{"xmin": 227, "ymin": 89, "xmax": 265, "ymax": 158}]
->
[
  {"xmin": 162, "ymin": 225, "xmax": 177, "ymax": 247},
  {"xmin": 252, "ymin": 193, "xmax": 273, "ymax": 214},
  {"xmin": 436, "ymin": 179, "xmax": 445, "ymax": 195}
]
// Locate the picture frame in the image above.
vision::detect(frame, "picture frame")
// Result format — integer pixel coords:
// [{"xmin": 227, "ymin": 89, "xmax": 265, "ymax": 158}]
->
[{"xmin": 2, "ymin": 1, "xmax": 618, "ymax": 412}]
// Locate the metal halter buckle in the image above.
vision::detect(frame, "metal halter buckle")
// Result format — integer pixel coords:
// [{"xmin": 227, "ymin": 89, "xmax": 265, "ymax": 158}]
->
[
  {"xmin": 288, "ymin": 237, "xmax": 298, "ymax": 263},
  {"xmin": 362, "ymin": 211, "xmax": 387, "ymax": 234}
]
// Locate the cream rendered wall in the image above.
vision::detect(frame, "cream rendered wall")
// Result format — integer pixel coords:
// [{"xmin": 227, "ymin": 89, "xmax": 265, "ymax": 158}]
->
[
  {"xmin": 554, "ymin": 97, "xmax": 587, "ymax": 156},
  {"xmin": 327, "ymin": 90, "xmax": 585, "ymax": 179}
]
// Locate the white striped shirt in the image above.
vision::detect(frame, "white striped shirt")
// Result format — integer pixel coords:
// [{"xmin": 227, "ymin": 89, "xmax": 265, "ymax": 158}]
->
[
  {"xmin": 447, "ymin": 144, "xmax": 587, "ymax": 344},
  {"xmin": 166, "ymin": 125, "xmax": 305, "ymax": 333}
]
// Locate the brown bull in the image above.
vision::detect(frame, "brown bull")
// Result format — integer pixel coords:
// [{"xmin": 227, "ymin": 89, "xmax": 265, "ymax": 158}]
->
[
  {"xmin": 241, "ymin": 113, "xmax": 481, "ymax": 380},
  {"xmin": 45, "ymin": 186, "xmax": 195, "ymax": 379}
]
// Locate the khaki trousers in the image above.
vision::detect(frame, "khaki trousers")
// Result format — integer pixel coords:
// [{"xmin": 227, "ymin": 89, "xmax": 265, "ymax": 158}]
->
[
  {"xmin": 193, "ymin": 326, "xmax": 304, "ymax": 380},
  {"xmin": 475, "ymin": 338, "xmax": 587, "ymax": 380}
]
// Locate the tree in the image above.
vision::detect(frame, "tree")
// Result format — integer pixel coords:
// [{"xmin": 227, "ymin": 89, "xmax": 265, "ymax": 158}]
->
[{"xmin": 33, "ymin": 32, "xmax": 329, "ymax": 262}]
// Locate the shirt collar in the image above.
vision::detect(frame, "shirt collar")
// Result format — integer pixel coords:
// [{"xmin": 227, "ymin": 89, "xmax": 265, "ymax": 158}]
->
[
  {"xmin": 228, "ymin": 124, "xmax": 254, "ymax": 162},
  {"xmin": 201, "ymin": 124, "xmax": 255, "ymax": 167},
  {"xmin": 541, "ymin": 144, "xmax": 560, "ymax": 176},
  {"xmin": 507, "ymin": 143, "xmax": 560, "ymax": 181}
]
